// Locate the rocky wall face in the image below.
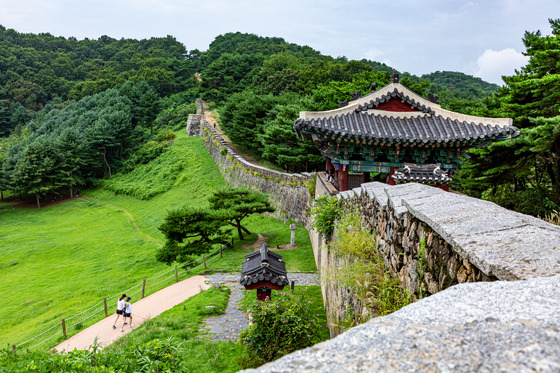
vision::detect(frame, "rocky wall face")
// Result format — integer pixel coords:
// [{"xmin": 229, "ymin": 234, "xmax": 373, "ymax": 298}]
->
[
  {"xmin": 198, "ymin": 119, "xmax": 313, "ymax": 226},
  {"xmin": 319, "ymin": 181, "xmax": 560, "ymax": 338},
  {"xmin": 244, "ymin": 275, "xmax": 560, "ymax": 373}
]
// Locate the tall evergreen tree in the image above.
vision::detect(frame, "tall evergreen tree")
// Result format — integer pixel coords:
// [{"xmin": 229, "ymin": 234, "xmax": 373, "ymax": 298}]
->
[{"xmin": 457, "ymin": 19, "xmax": 560, "ymax": 215}]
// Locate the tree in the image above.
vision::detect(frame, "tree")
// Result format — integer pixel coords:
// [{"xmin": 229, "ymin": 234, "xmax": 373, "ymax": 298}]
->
[
  {"xmin": 157, "ymin": 208, "xmax": 231, "ymax": 265},
  {"xmin": 208, "ymin": 189, "xmax": 275, "ymax": 240},
  {"xmin": 457, "ymin": 19, "xmax": 560, "ymax": 214},
  {"xmin": 56, "ymin": 129, "xmax": 87, "ymax": 198},
  {"xmin": 12, "ymin": 137, "xmax": 61, "ymax": 208}
]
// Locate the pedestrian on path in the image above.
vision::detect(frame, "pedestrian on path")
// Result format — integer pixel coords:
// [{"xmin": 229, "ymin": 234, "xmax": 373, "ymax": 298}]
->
[
  {"xmin": 112, "ymin": 294, "xmax": 126, "ymax": 329},
  {"xmin": 121, "ymin": 297, "xmax": 133, "ymax": 332}
]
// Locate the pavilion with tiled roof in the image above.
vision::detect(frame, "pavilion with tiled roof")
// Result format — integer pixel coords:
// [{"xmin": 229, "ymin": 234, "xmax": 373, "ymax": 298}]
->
[
  {"xmin": 293, "ymin": 71, "xmax": 520, "ymax": 191},
  {"xmin": 240, "ymin": 243, "xmax": 289, "ymax": 301}
]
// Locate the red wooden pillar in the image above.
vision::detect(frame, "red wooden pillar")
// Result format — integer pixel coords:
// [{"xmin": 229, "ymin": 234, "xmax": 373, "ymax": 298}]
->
[
  {"xmin": 325, "ymin": 157, "xmax": 333, "ymax": 172},
  {"xmin": 387, "ymin": 167, "xmax": 397, "ymax": 185},
  {"xmin": 339, "ymin": 165, "xmax": 349, "ymax": 191}
]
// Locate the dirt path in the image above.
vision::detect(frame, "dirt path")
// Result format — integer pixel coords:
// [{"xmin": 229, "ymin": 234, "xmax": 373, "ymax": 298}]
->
[
  {"xmin": 54, "ymin": 276, "xmax": 210, "ymax": 352},
  {"xmin": 201, "ymin": 101, "xmax": 262, "ymax": 167}
]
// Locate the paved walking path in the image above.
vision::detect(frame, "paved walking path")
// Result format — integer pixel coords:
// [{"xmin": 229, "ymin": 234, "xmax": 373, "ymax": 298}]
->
[
  {"xmin": 54, "ymin": 275, "xmax": 210, "ymax": 352},
  {"xmin": 201, "ymin": 272, "xmax": 320, "ymax": 342},
  {"xmin": 54, "ymin": 272, "xmax": 319, "ymax": 351}
]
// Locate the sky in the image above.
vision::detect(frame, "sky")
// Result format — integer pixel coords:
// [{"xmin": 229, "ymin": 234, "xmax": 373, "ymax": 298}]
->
[{"xmin": 1, "ymin": 0, "xmax": 559, "ymax": 85}]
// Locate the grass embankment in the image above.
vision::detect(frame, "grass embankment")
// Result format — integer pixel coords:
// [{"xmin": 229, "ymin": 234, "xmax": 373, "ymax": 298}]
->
[
  {"xmin": 0, "ymin": 132, "xmax": 316, "ymax": 349},
  {"xmin": 0, "ymin": 287, "xmax": 248, "ymax": 372},
  {"xmin": 106, "ymin": 286, "xmax": 247, "ymax": 372}
]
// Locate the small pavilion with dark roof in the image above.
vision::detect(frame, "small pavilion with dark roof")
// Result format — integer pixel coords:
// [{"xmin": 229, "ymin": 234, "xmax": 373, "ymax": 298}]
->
[
  {"xmin": 293, "ymin": 71, "xmax": 520, "ymax": 191},
  {"xmin": 240, "ymin": 243, "xmax": 289, "ymax": 301},
  {"xmin": 392, "ymin": 164, "xmax": 452, "ymax": 190}
]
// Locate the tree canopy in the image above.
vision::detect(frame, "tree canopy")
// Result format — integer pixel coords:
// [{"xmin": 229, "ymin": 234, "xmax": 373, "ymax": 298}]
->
[{"xmin": 209, "ymin": 188, "xmax": 275, "ymax": 240}]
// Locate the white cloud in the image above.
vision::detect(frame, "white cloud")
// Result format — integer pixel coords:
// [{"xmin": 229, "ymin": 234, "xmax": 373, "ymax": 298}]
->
[
  {"xmin": 474, "ymin": 48, "xmax": 528, "ymax": 84},
  {"xmin": 365, "ymin": 49, "xmax": 383, "ymax": 61}
]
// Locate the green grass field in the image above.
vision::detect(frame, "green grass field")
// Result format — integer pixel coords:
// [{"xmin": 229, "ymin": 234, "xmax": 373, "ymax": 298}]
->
[{"xmin": 0, "ymin": 132, "xmax": 316, "ymax": 349}]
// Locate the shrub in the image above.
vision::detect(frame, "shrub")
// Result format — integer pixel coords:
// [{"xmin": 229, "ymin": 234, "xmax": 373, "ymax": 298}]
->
[
  {"xmin": 330, "ymin": 209, "xmax": 412, "ymax": 328},
  {"xmin": 239, "ymin": 292, "xmax": 325, "ymax": 368},
  {"xmin": 310, "ymin": 195, "xmax": 341, "ymax": 237},
  {"xmin": 155, "ymin": 130, "xmax": 176, "ymax": 142}
]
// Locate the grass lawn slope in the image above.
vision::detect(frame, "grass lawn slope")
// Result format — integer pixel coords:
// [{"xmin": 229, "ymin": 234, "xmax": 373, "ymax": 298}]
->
[{"xmin": 0, "ymin": 132, "xmax": 316, "ymax": 349}]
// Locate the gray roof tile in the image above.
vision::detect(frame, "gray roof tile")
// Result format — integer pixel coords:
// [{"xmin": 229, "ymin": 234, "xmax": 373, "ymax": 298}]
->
[{"xmin": 294, "ymin": 112, "xmax": 519, "ymax": 144}]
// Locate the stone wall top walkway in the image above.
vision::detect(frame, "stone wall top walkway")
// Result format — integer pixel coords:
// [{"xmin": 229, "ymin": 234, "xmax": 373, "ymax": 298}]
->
[
  {"xmin": 246, "ymin": 274, "xmax": 560, "ymax": 373},
  {"xmin": 340, "ymin": 182, "xmax": 560, "ymax": 281}
]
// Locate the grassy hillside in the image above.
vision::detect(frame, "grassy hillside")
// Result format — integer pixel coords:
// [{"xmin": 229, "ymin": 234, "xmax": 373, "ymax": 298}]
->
[{"xmin": 0, "ymin": 132, "xmax": 316, "ymax": 349}]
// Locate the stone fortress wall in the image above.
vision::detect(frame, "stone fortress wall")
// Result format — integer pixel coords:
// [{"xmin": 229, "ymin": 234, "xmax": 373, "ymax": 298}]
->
[
  {"xmin": 247, "ymin": 179, "xmax": 560, "ymax": 372},
  {"xmin": 189, "ymin": 100, "xmax": 560, "ymax": 371},
  {"xmin": 190, "ymin": 99, "xmax": 313, "ymax": 225},
  {"xmin": 315, "ymin": 179, "xmax": 560, "ymax": 337}
]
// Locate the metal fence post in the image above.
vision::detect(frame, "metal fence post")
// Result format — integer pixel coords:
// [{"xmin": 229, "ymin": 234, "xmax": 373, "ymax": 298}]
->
[{"xmin": 175, "ymin": 265, "xmax": 178, "ymax": 282}]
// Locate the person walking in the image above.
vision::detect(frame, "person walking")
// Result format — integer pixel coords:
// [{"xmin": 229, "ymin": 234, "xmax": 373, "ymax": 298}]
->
[
  {"xmin": 112, "ymin": 294, "xmax": 126, "ymax": 329},
  {"xmin": 121, "ymin": 296, "xmax": 133, "ymax": 332}
]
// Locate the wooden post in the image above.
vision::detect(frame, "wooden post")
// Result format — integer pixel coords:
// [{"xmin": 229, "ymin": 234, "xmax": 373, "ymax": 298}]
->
[
  {"xmin": 12, "ymin": 345, "xmax": 16, "ymax": 352},
  {"xmin": 62, "ymin": 319, "xmax": 67, "ymax": 339},
  {"xmin": 203, "ymin": 255, "xmax": 207, "ymax": 269},
  {"xmin": 103, "ymin": 298, "xmax": 108, "ymax": 317},
  {"xmin": 175, "ymin": 265, "xmax": 178, "ymax": 282},
  {"xmin": 142, "ymin": 279, "xmax": 146, "ymax": 299},
  {"xmin": 290, "ymin": 280, "xmax": 295, "ymax": 291},
  {"xmin": 231, "ymin": 237, "xmax": 234, "ymax": 247},
  {"xmin": 220, "ymin": 245, "xmax": 223, "ymax": 258}
]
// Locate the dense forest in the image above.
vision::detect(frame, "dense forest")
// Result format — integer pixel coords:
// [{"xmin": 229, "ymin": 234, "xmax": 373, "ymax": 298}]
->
[{"xmin": 1, "ymin": 20, "xmax": 558, "ymax": 216}]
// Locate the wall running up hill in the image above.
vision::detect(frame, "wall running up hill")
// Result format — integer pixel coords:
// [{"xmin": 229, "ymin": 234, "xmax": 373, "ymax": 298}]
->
[{"xmin": 189, "ymin": 99, "xmax": 313, "ymax": 225}]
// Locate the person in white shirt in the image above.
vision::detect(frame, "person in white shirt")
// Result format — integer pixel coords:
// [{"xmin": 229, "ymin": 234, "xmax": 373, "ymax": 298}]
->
[
  {"xmin": 121, "ymin": 296, "xmax": 133, "ymax": 332},
  {"xmin": 112, "ymin": 294, "xmax": 126, "ymax": 329}
]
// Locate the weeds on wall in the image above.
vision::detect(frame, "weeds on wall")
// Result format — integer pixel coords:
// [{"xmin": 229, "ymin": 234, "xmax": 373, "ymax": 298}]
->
[
  {"xmin": 541, "ymin": 210, "xmax": 560, "ymax": 226},
  {"xmin": 329, "ymin": 209, "xmax": 412, "ymax": 329},
  {"xmin": 310, "ymin": 196, "xmax": 342, "ymax": 238},
  {"xmin": 416, "ymin": 236, "xmax": 428, "ymax": 299}
]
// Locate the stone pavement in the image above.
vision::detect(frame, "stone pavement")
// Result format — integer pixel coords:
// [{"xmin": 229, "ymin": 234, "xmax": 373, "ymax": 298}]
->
[{"xmin": 201, "ymin": 272, "xmax": 319, "ymax": 342}]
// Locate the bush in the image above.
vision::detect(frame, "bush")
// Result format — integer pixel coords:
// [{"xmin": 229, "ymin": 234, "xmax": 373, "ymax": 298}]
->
[
  {"xmin": 330, "ymin": 209, "xmax": 412, "ymax": 328},
  {"xmin": 310, "ymin": 195, "xmax": 341, "ymax": 237},
  {"xmin": 239, "ymin": 292, "xmax": 326, "ymax": 368}
]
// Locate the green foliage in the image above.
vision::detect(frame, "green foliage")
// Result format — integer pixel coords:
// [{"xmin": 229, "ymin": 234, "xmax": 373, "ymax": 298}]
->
[
  {"xmin": 329, "ymin": 210, "xmax": 412, "ymax": 328},
  {"xmin": 416, "ymin": 236, "xmax": 428, "ymax": 299},
  {"xmin": 421, "ymin": 71, "xmax": 499, "ymax": 101},
  {"xmin": 310, "ymin": 195, "xmax": 342, "ymax": 237},
  {"xmin": 209, "ymin": 188, "xmax": 275, "ymax": 240},
  {"xmin": 0, "ymin": 288, "xmax": 246, "ymax": 372},
  {"xmin": 239, "ymin": 290, "xmax": 327, "ymax": 368},
  {"xmin": 455, "ymin": 20, "xmax": 560, "ymax": 215},
  {"xmin": 157, "ymin": 207, "xmax": 232, "ymax": 264},
  {"xmin": 0, "ymin": 27, "xmax": 194, "ymax": 112}
]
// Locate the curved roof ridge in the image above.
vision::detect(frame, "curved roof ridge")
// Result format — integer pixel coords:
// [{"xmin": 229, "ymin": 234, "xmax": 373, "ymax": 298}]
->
[{"xmin": 433, "ymin": 106, "xmax": 513, "ymax": 127}]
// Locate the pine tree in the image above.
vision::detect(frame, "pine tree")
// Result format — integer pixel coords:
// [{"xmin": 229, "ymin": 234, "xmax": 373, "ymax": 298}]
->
[{"xmin": 208, "ymin": 189, "xmax": 275, "ymax": 240}]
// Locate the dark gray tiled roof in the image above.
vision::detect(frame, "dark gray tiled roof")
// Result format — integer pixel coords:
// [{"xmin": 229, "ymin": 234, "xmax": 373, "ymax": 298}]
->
[
  {"xmin": 240, "ymin": 244, "xmax": 289, "ymax": 287},
  {"xmin": 392, "ymin": 164, "xmax": 452, "ymax": 184},
  {"xmin": 294, "ymin": 112, "xmax": 519, "ymax": 145},
  {"xmin": 355, "ymin": 88, "xmax": 436, "ymax": 115}
]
